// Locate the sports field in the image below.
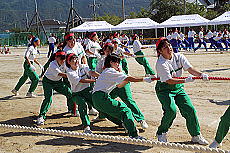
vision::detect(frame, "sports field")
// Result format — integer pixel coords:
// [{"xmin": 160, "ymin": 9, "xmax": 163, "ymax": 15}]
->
[{"xmin": 0, "ymin": 47, "xmax": 229, "ymax": 152}]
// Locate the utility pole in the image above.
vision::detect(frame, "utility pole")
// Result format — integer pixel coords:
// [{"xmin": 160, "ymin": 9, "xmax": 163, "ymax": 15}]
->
[
  {"xmin": 27, "ymin": 0, "xmax": 48, "ymax": 40},
  {"xmin": 122, "ymin": 0, "xmax": 125, "ymax": 20},
  {"xmin": 89, "ymin": 0, "xmax": 101, "ymax": 20},
  {"xmin": 183, "ymin": 0, "xmax": 186, "ymax": 14},
  {"xmin": 65, "ymin": 0, "xmax": 83, "ymax": 33}
]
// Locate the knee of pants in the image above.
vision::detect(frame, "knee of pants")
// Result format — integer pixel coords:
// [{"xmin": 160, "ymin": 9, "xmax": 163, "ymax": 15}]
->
[
  {"xmin": 32, "ymin": 75, "xmax": 39, "ymax": 83},
  {"xmin": 180, "ymin": 106, "xmax": 196, "ymax": 118},
  {"xmin": 164, "ymin": 107, "xmax": 177, "ymax": 119},
  {"xmin": 121, "ymin": 107, "xmax": 133, "ymax": 118},
  {"xmin": 220, "ymin": 114, "xmax": 230, "ymax": 126}
]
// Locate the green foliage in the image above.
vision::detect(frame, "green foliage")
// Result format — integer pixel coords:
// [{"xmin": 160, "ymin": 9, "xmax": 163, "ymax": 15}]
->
[{"xmin": 96, "ymin": 14, "xmax": 123, "ymax": 25}]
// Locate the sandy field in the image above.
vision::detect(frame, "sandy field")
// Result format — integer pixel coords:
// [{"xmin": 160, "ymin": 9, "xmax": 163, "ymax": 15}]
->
[{"xmin": 0, "ymin": 46, "xmax": 229, "ymax": 153}]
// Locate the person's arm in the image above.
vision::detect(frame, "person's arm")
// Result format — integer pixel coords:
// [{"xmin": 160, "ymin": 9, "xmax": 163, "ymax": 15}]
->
[
  {"xmin": 85, "ymin": 49, "xmax": 95, "ymax": 55},
  {"xmin": 79, "ymin": 79, "xmax": 96, "ymax": 83},
  {"xmin": 89, "ymin": 71, "xmax": 100, "ymax": 78},
  {"xmin": 58, "ymin": 73, "xmax": 67, "ymax": 78},
  {"xmin": 117, "ymin": 76, "xmax": 152, "ymax": 88},
  {"xmin": 187, "ymin": 67, "xmax": 202, "ymax": 76},
  {"xmin": 166, "ymin": 78, "xmax": 186, "ymax": 84}
]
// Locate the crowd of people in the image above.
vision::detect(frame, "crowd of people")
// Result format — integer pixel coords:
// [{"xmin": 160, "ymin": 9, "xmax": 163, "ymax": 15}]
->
[
  {"xmin": 166, "ymin": 27, "xmax": 230, "ymax": 52},
  {"xmin": 10, "ymin": 31, "xmax": 229, "ymax": 149}
]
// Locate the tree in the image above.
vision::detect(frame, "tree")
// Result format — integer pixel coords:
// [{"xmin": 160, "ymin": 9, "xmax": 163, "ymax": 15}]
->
[{"xmin": 96, "ymin": 13, "xmax": 123, "ymax": 25}]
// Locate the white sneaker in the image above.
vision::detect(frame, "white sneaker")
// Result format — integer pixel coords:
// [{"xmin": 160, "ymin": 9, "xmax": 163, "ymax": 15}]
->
[
  {"xmin": 92, "ymin": 116, "xmax": 107, "ymax": 122},
  {"xmin": 139, "ymin": 120, "xmax": 148, "ymax": 129},
  {"xmin": 191, "ymin": 134, "xmax": 209, "ymax": 145},
  {"xmin": 11, "ymin": 89, "xmax": 19, "ymax": 96},
  {"xmin": 88, "ymin": 108, "xmax": 99, "ymax": 115},
  {"xmin": 26, "ymin": 92, "xmax": 36, "ymax": 98},
  {"xmin": 209, "ymin": 140, "xmax": 221, "ymax": 148},
  {"xmin": 157, "ymin": 133, "xmax": 167, "ymax": 142},
  {"xmin": 83, "ymin": 126, "xmax": 92, "ymax": 134},
  {"xmin": 36, "ymin": 116, "xmax": 45, "ymax": 125}
]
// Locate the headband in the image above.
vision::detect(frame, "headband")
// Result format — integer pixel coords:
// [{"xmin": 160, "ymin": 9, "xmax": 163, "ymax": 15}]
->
[
  {"xmin": 65, "ymin": 33, "xmax": 74, "ymax": 40},
  {"xmin": 89, "ymin": 32, "xmax": 97, "ymax": 39},
  {"xmin": 56, "ymin": 51, "xmax": 66, "ymax": 56}
]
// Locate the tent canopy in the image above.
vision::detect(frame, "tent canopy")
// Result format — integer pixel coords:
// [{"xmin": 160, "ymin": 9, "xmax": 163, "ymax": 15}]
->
[
  {"xmin": 159, "ymin": 14, "xmax": 210, "ymax": 28},
  {"xmin": 112, "ymin": 18, "xmax": 159, "ymax": 31},
  {"xmin": 209, "ymin": 11, "xmax": 230, "ymax": 25},
  {"xmin": 70, "ymin": 21, "xmax": 114, "ymax": 32}
]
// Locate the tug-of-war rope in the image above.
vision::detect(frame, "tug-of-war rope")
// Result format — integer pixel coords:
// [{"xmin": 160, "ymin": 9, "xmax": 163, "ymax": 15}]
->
[
  {"xmin": 151, "ymin": 77, "xmax": 230, "ymax": 81},
  {"xmin": 0, "ymin": 124, "xmax": 229, "ymax": 153}
]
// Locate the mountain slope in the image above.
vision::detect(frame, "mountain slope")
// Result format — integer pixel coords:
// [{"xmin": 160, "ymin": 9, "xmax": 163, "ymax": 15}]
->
[{"xmin": 0, "ymin": 0, "xmax": 151, "ymax": 31}]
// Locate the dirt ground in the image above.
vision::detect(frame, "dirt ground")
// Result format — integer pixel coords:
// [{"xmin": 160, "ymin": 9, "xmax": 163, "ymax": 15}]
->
[{"xmin": 0, "ymin": 46, "xmax": 229, "ymax": 153}]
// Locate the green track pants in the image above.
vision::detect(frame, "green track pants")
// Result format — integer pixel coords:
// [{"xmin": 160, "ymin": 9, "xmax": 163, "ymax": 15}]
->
[
  {"xmin": 88, "ymin": 57, "xmax": 97, "ymax": 71},
  {"xmin": 14, "ymin": 61, "xmax": 39, "ymax": 93},
  {"xmin": 215, "ymin": 106, "xmax": 230, "ymax": 143},
  {"xmin": 134, "ymin": 51, "xmax": 155, "ymax": 75},
  {"xmin": 72, "ymin": 87, "xmax": 94, "ymax": 126},
  {"xmin": 39, "ymin": 76, "xmax": 73, "ymax": 119},
  {"xmin": 155, "ymin": 82, "xmax": 200, "ymax": 136},
  {"xmin": 92, "ymin": 91, "xmax": 138, "ymax": 137},
  {"xmin": 110, "ymin": 83, "xmax": 145, "ymax": 122}
]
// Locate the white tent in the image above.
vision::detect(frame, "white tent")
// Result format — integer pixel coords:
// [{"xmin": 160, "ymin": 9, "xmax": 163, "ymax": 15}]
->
[
  {"xmin": 209, "ymin": 11, "xmax": 230, "ymax": 25},
  {"xmin": 112, "ymin": 18, "xmax": 159, "ymax": 31},
  {"xmin": 70, "ymin": 21, "xmax": 115, "ymax": 32},
  {"xmin": 159, "ymin": 14, "xmax": 210, "ymax": 28}
]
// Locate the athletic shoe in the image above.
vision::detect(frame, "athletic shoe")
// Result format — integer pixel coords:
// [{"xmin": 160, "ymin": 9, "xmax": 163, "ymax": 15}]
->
[
  {"xmin": 88, "ymin": 108, "xmax": 99, "ymax": 115},
  {"xmin": 209, "ymin": 140, "xmax": 221, "ymax": 148},
  {"xmin": 139, "ymin": 120, "xmax": 148, "ymax": 129},
  {"xmin": 157, "ymin": 133, "xmax": 167, "ymax": 142},
  {"xmin": 92, "ymin": 116, "xmax": 107, "ymax": 122},
  {"xmin": 191, "ymin": 134, "xmax": 209, "ymax": 145},
  {"xmin": 83, "ymin": 126, "xmax": 92, "ymax": 134},
  {"xmin": 130, "ymin": 135, "xmax": 146, "ymax": 140},
  {"xmin": 26, "ymin": 92, "xmax": 36, "ymax": 98},
  {"xmin": 36, "ymin": 116, "xmax": 45, "ymax": 125},
  {"xmin": 11, "ymin": 89, "xmax": 19, "ymax": 96}
]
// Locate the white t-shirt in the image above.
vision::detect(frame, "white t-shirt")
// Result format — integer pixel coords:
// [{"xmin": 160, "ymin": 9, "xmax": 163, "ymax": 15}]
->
[
  {"xmin": 213, "ymin": 31, "xmax": 218, "ymax": 37},
  {"xmin": 206, "ymin": 31, "xmax": 213, "ymax": 39},
  {"xmin": 114, "ymin": 38, "xmax": 122, "ymax": 44},
  {"xmin": 85, "ymin": 40, "xmax": 101, "ymax": 57},
  {"xmin": 213, "ymin": 36, "xmax": 222, "ymax": 41},
  {"xmin": 83, "ymin": 38, "xmax": 90, "ymax": 46},
  {"xmin": 66, "ymin": 64, "xmax": 91, "ymax": 93},
  {"xmin": 171, "ymin": 32, "xmax": 180, "ymax": 39},
  {"xmin": 188, "ymin": 31, "xmax": 196, "ymax": 38},
  {"xmin": 96, "ymin": 55, "xmax": 106, "ymax": 74},
  {"xmin": 45, "ymin": 60, "xmax": 66, "ymax": 81},
  {"xmin": 63, "ymin": 42, "xmax": 86, "ymax": 64},
  {"xmin": 180, "ymin": 33, "xmax": 185, "ymax": 41},
  {"xmin": 133, "ymin": 40, "xmax": 142, "ymax": 53},
  {"xmin": 198, "ymin": 31, "xmax": 204, "ymax": 39},
  {"xmin": 93, "ymin": 68, "xmax": 127, "ymax": 94},
  {"xmin": 48, "ymin": 37, "xmax": 56, "ymax": 44},
  {"xmin": 120, "ymin": 35, "xmax": 129, "ymax": 43},
  {"xmin": 166, "ymin": 34, "xmax": 172, "ymax": 41},
  {"xmin": 114, "ymin": 47, "xmax": 126, "ymax": 57},
  {"xmin": 24, "ymin": 45, "xmax": 38, "ymax": 62},
  {"xmin": 156, "ymin": 53, "xmax": 192, "ymax": 82}
]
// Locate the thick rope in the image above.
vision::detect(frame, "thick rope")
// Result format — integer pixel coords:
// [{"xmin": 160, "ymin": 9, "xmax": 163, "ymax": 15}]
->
[
  {"xmin": 0, "ymin": 124, "xmax": 228, "ymax": 153},
  {"xmin": 151, "ymin": 77, "xmax": 230, "ymax": 81}
]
